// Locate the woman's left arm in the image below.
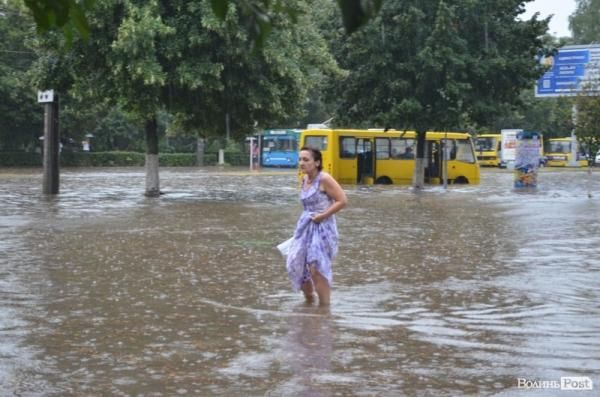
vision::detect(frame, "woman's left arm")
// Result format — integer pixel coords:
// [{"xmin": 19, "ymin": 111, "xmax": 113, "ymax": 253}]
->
[{"xmin": 311, "ymin": 174, "xmax": 347, "ymax": 223}]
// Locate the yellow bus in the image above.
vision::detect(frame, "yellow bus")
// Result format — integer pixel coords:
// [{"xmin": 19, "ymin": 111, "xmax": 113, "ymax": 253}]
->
[
  {"xmin": 300, "ymin": 129, "xmax": 480, "ymax": 185},
  {"xmin": 475, "ymin": 133, "xmax": 502, "ymax": 167},
  {"xmin": 545, "ymin": 137, "xmax": 588, "ymax": 167}
]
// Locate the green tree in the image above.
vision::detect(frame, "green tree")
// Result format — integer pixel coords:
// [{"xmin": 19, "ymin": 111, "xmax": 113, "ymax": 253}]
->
[
  {"xmin": 570, "ymin": 0, "xmax": 600, "ymax": 44},
  {"xmin": 568, "ymin": 0, "xmax": 600, "ymax": 163},
  {"xmin": 169, "ymin": 0, "xmax": 341, "ymax": 140},
  {"xmin": 325, "ymin": 0, "xmax": 549, "ymax": 187},
  {"xmin": 21, "ymin": 0, "xmax": 384, "ymax": 46},
  {"xmin": 489, "ymin": 90, "xmax": 574, "ymax": 138},
  {"xmin": 22, "ymin": 0, "xmax": 92, "ymax": 43},
  {"xmin": 89, "ymin": 107, "xmax": 145, "ymax": 152},
  {"xmin": 0, "ymin": 1, "xmax": 43, "ymax": 151},
  {"xmin": 574, "ymin": 79, "xmax": 600, "ymax": 163},
  {"xmin": 31, "ymin": 0, "xmax": 338, "ymax": 196}
]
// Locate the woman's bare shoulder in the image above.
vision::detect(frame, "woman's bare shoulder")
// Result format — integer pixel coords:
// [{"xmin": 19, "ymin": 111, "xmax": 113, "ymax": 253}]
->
[
  {"xmin": 319, "ymin": 172, "xmax": 334, "ymax": 183},
  {"xmin": 320, "ymin": 172, "xmax": 341, "ymax": 187},
  {"xmin": 320, "ymin": 171, "xmax": 333, "ymax": 180}
]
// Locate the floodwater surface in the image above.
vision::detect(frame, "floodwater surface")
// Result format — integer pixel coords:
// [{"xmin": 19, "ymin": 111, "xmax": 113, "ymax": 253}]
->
[{"xmin": 1, "ymin": 167, "xmax": 599, "ymax": 396}]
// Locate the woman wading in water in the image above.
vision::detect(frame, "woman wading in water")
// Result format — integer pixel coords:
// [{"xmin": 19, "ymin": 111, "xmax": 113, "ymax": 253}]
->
[{"xmin": 286, "ymin": 146, "xmax": 347, "ymax": 305}]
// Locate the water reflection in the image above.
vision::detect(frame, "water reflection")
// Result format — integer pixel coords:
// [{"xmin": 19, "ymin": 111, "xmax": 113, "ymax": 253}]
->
[
  {"xmin": 277, "ymin": 305, "xmax": 333, "ymax": 397},
  {"xmin": 219, "ymin": 304, "xmax": 335, "ymax": 397},
  {"xmin": 0, "ymin": 167, "xmax": 599, "ymax": 396}
]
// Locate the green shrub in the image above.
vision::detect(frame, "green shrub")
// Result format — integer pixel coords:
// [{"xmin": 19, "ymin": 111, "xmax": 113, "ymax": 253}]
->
[
  {"xmin": 0, "ymin": 151, "xmax": 238, "ymax": 167},
  {"xmin": 225, "ymin": 152, "xmax": 249, "ymax": 166},
  {"xmin": 203, "ymin": 153, "xmax": 217, "ymax": 165},
  {"xmin": 159, "ymin": 153, "xmax": 196, "ymax": 166},
  {"xmin": 61, "ymin": 151, "xmax": 146, "ymax": 166},
  {"xmin": 0, "ymin": 152, "xmax": 42, "ymax": 166}
]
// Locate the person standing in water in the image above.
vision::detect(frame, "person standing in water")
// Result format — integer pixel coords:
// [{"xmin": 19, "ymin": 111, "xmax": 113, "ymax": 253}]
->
[{"xmin": 286, "ymin": 146, "xmax": 347, "ymax": 305}]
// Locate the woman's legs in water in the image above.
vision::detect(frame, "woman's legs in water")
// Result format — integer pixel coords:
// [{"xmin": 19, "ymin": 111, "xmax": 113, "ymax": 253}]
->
[
  {"xmin": 310, "ymin": 266, "xmax": 330, "ymax": 305},
  {"xmin": 301, "ymin": 264, "xmax": 316, "ymax": 303},
  {"xmin": 301, "ymin": 280, "xmax": 316, "ymax": 303}
]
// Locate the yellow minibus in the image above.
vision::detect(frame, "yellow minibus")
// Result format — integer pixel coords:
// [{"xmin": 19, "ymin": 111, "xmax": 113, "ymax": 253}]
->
[
  {"xmin": 545, "ymin": 137, "xmax": 588, "ymax": 167},
  {"xmin": 300, "ymin": 129, "xmax": 480, "ymax": 185},
  {"xmin": 475, "ymin": 133, "xmax": 502, "ymax": 167}
]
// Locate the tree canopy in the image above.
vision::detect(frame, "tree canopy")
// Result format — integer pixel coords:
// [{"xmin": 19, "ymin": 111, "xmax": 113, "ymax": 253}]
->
[
  {"xmin": 325, "ymin": 0, "xmax": 550, "ymax": 132},
  {"xmin": 30, "ymin": 0, "xmax": 340, "ymax": 138},
  {"xmin": 570, "ymin": 0, "xmax": 600, "ymax": 44},
  {"xmin": 569, "ymin": 1, "xmax": 600, "ymax": 159},
  {"xmin": 0, "ymin": 2, "xmax": 42, "ymax": 150},
  {"xmin": 20, "ymin": 0, "xmax": 384, "ymax": 47}
]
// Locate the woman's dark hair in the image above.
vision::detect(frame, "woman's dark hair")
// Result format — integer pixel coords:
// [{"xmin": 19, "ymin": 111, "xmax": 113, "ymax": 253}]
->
[{"xmin": 300, "ymin": 146, "xmax": 323, "ymax": 171}]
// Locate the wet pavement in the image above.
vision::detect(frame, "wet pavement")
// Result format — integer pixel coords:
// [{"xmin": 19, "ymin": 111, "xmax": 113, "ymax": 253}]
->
[{"xmin": 0, "ymin": 166, "xmax": 599, "ymax": 396}]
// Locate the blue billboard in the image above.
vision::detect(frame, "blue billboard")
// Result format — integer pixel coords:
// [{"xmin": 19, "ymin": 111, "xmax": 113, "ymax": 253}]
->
[{"xmin": 535, "ymin": 45, "xmax": 600, "ymax": 97}]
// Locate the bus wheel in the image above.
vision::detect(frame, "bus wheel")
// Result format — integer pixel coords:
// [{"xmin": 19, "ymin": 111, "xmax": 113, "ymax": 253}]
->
[
  {"xmin": 375, "ymin": 176, "xmax": 393, "ymax": 185},
  {"xmin": 454, "ymin": 176, "xmax": 468, "ymax": 184}
]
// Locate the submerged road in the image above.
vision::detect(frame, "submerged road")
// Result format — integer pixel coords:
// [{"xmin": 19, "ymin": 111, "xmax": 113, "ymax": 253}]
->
[{"xmin": 0, "ymin": 167, "xmax": 599, "ymax": 396}]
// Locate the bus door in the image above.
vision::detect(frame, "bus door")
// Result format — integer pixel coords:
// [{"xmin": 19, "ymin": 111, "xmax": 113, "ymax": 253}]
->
[
  {"xmin": 425, "ymin": 140, "xmax": 441, "ymax": 184},
  {"xmin": 357, "ymin": 138, "xmax": 375, "ymax": 184}
]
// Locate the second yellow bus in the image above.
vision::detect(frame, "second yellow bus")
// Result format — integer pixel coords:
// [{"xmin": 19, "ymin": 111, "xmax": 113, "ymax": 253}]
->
[
  {"xmin": 475, "ymin": 133, "xmax": 502, "ymax": 167},
  {"xmin": 545, "ymin": 137, "xmax": 588, "ymax": 167}
]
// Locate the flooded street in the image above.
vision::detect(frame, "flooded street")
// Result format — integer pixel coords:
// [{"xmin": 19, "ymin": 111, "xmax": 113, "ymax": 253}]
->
[{"xmin": 1, "ymin": 166, "xmax": 599, "ymax": 396}]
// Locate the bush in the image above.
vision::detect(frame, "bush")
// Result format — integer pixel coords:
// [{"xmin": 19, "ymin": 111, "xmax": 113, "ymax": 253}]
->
[
  {"xmin": 159, "ymin": 153, "xmax": 196, "ymax": 166},
  {"xmin": 225, "ymin": 152, "xmax": 249, "ymax": 166},
  {"xmin": 203, "ymin": 153, "xmax": 217, "ymax": 165},
  {"xmin": 61, "ymin": 151, "xmax": 146, "ymax": 166},
  {"xmin": 0, "ymin": 152, "xmax": 42, "ymax": 166},
  {"xmin": 0, "ymin": 151, "xmax": 243, "ymax": 167}
]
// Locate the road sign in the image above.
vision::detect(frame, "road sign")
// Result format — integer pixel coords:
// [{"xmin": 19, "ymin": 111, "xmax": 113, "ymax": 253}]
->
[
  {"xmin": 535, "ymin": 45, "xmax": 600, "ymax": 97},
  {"xmin": 37, "ymin": 89, "xmax": 55, "ymax": 103}
]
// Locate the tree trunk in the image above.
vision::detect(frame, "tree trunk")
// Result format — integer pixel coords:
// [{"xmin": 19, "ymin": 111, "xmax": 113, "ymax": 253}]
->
[
  {"xmin": 144, "ymin": 116, "xmax": 160, "ymax": 197},
  {"xmin": 413, "ymin": 130, "xmax": 426, "ymax": 189}
]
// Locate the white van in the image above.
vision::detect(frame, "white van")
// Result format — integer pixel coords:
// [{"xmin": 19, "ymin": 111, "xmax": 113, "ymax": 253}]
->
[{"xmin": 500, "ymin": 129, "xmax": 520, "ymax": 168}]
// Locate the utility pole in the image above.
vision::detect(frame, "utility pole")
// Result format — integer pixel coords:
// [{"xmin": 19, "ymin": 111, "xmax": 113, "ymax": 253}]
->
[
  {"xmin": 38, "ymin": 90, "xmax": 60, "ymax": 194},
  {"xmin": 569, "ymin": 104, "xmax": 579, "ymax": 167}
]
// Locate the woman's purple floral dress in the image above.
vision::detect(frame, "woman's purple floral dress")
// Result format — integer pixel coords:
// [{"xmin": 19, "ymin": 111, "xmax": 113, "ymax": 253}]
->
[{"xmin": 286, "ymin": 172, "xmax": 338, "ymax": 291}]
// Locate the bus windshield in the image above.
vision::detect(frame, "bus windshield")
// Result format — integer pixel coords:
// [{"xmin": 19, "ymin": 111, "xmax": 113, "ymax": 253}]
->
[
  {"xmin": 548, "ymin": 141, "xmax": 571, "ymax": 153},
  {"xmin": 475, "ymin": 137, "xmax": 497, "ymax": 152},
  {"xmin": 448, "ymin": 139, "xmax": 476, "ymax": 163},
  {"xmin": 263, "ymin": 136, "xmax": 298, "ymax": 152}
]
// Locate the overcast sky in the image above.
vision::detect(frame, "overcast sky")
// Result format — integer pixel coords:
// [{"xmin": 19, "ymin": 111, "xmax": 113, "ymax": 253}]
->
[{"xmin": 522, "ymin": 0, "xmax": 578, "ymax": 37}]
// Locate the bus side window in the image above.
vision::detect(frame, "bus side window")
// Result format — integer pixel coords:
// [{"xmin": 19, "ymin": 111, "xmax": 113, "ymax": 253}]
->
[
  {"xmin": 391, "ymin": 138, "xmax": 415, "ymax": 159},
  {"xmin": 376, "ymin": 138, "xmax": 390, "ymax": 159},
  {"xmin": 340, "ymin": 137, "xmax": 356, "ymax": 158},
  {"xmin": 305, "ymin": 136, "xmax": 328, "ymax": 151},
  {"xmin": 402, "ymin": 139, "xmax": 415, "ymax": 159},
  {"xmin": 391, "ymin": 138, "xmax": 402, "ymax": 159},
  {"xmin": 449, "ymin": 140, "xmax": 457, "ymax": 160}
]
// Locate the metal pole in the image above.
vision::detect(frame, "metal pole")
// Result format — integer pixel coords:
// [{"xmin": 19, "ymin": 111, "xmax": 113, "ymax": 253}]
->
[
  {"xmin": 248, "ymin": 136, "xmax": 255, "ymax": 171},
  {"xmin": 196, "ymin": 137, "xmax": 205, "ymax": 166},
  {"xmin": 443, "ymin": 132, "xmax": 448, "ymax": 189},
  {"xmin": 42, "ymin": 96, "xmax": 60, "ymax": 194}
]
